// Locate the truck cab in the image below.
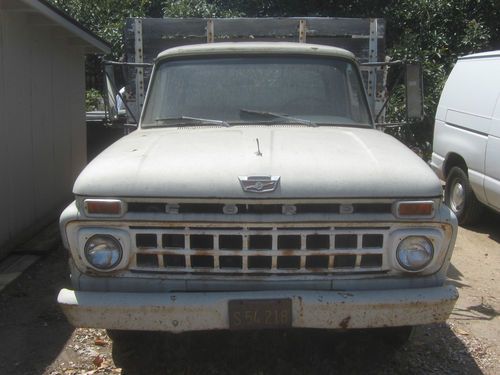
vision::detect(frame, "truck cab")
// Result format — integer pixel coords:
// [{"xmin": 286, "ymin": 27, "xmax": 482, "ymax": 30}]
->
[{"xmin": 58, "ymin": 42, "xmax": 458, "ymax": 340}]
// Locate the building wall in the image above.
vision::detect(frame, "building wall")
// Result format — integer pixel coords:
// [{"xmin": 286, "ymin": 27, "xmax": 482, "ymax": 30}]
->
[{"xmin": 0, "ymin": 11, "xmax": 87, "ymax": 258}]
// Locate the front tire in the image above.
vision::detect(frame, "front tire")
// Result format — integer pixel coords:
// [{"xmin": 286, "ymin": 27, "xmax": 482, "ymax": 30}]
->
[{"xmin": 445, "ymin": 167, "xmax": 483, "ymax": 225}]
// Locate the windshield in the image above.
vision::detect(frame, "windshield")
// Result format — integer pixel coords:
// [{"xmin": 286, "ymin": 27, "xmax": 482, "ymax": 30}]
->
[{"xmin": 141, "ymin": 55, "xmax": 372, "ymax": 128}]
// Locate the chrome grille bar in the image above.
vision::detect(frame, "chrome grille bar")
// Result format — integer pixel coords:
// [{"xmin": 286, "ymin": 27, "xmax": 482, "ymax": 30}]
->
[{"xmin": 130, "ymin": 224, "xmax": 389, "ymax": 275}]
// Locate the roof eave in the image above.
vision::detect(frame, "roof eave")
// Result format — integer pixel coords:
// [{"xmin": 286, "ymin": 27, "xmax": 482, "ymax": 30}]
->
[{"xmin": 19, "ymin": 0, "xmax": 111, "ymax": 54}]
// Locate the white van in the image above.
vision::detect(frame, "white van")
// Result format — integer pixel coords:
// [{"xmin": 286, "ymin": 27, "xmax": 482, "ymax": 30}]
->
[{"xmin": 431, "ymin": 51, "xmax": 500, "ymax": 225}]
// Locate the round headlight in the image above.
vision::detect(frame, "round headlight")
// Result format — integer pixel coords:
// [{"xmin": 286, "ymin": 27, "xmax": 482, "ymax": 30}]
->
[
  {"xmin": 396, "ymin": 236, "xmax": 434, "ymax": 271},
  {"xmin": 84, "ymin": 235, "xmax": 123, "ymax": 270}
]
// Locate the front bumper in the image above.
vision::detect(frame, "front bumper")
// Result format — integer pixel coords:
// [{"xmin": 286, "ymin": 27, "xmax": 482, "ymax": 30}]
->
[{"xmin": 58, "ymin": 285, "xmax": 458, "ymax": 332}]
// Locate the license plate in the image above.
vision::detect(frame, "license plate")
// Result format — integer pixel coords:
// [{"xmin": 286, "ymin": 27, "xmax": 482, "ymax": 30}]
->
[{"xmin": 228, "ymin": 299, "xmax": 292, "ymax": 330}]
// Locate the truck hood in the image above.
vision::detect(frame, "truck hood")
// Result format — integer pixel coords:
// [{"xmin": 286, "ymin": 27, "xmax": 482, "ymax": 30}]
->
[{"xmin": 74, "ymin": 125, "xmax": 441, "ymax": 199}]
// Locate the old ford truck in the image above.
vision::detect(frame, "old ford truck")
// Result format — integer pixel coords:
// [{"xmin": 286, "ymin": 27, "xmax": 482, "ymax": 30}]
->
[{"xmin": 58, "ymin": 41, "xmax": 458, "ymax": 345}]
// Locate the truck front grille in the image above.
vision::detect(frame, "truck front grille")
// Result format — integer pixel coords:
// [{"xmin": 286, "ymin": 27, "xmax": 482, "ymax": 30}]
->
[{"xmin": 129, "ymin": 224, "xmax": 389, "ymax": 275}]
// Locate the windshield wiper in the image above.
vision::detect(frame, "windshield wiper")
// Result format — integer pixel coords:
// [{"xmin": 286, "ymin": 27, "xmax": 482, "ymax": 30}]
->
[
  {"xmin": 155, "ymin": 116, "xmax": 230, "ymax": 127},
  {"xmin": 239, "ymin": 108, "xmax": 317, "ymax": 127}
]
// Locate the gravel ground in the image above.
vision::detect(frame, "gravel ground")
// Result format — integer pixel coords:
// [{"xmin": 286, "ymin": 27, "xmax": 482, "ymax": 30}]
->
[{"xmin": 0, "ymin": 213, "xmax": 498, "ymax": 375}]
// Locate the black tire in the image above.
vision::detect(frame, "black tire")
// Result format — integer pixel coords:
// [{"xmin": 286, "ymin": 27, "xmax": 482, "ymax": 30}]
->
[
  {"xmin": 444, "ymin": 166, "xmax": 483, "ymax": 225},
  {"xmin": 107, "ymin": 330, "xmax": 164, "ymax": 373}
]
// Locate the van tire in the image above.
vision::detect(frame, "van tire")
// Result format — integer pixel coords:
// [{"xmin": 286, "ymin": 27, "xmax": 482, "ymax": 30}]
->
[{"xmin": 445, "ymin": 167, "xmax": 483, "ymax": 225}]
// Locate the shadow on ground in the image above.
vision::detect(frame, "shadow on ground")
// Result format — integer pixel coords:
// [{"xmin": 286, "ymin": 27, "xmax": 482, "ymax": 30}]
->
[
  {"xmin": 113, "ymin": 324, "xmax": 483, "ymax": 375},
  {"xmin": 0, "ymin": 247, "xmax": 73, "ymax": 375},
  {"xmin": 447, "ymin": 263, "xmax": 469, "ymax": 289},
  {"xmin": 463, "ymin": 209, "xmax": 500, "ymax": 244}
]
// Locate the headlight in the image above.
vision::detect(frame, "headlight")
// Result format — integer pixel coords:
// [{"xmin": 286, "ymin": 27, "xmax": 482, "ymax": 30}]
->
[
  {"xmin": 84, "ymin": 235, "xmax": 123, "ymax": 270},
  {"xmin": 396, "ymin": 236, "xmax": 434, "ymax": 271}
]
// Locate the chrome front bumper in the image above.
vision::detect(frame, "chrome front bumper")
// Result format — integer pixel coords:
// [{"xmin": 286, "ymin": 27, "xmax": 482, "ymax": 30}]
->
[{"xmin": 58, "ymin": 285, "xmax": 458, "ymax": 332}]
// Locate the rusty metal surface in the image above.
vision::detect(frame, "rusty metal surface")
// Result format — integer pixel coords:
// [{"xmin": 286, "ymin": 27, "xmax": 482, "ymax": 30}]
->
[
  {"xmin": 129, "ymin": 224, "xmax": 388, "ymax": 275},
  {"xmin": 58, "ymin": 285, "xmax": 458, "ymax": 332},
  {"xmin": 63, "ymin": 218, "xmax": 455, "ymax": 281}
]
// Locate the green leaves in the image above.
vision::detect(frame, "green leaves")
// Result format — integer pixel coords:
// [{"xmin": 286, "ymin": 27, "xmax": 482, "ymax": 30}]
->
[
  {"xmin": 162, "ymin": 0, "xmax": 241, "ymax": 17},
  {"xmin": 48, "ymin": 0, "xmax": 154, "ymax": 58},
  {"xmin": 382, "ymin": 0, "xmax": 499, "ymax": 157},
  {"xmin": 85, "ymin": 88, "xmax": 102, "ymax": 111}
]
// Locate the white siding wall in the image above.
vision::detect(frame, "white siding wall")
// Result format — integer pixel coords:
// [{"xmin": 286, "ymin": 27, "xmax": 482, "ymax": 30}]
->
[{"xmin": 0, "ymin": 11, "xmax": 87, "ymax": 257}]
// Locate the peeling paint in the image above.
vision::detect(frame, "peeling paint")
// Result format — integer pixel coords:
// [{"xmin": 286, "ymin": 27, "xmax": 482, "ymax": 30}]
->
[{"xmin": 58, "ymin": 286, "xmax": 458, "ymax": 332}]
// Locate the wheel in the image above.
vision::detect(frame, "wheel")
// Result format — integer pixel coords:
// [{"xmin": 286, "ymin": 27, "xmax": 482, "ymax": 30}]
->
[
  {"xmin": 108, "ymin": 330, "xmax": 164, "ymax": 372},
  {"xmin": 444, "ymin": 166, "xmax": 483, "ymax": 225}
]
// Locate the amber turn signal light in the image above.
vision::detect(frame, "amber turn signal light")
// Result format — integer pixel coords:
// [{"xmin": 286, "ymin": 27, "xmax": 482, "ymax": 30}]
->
[
  {"xmin": 397, "ymin": 201, "xmax": 434, "ymax": 217},
  {"xmin": 84, "ymin": 199, "xmax": 124, "ymax": 216}
]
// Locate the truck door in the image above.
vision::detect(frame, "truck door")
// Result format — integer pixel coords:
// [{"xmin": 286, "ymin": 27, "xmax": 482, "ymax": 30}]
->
[{"xmin": 485, "ymin": 92, "xmax": 500, "ymax": 210}]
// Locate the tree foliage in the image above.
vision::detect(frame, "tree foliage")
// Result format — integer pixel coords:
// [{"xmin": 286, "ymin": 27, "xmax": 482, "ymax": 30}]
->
[
  {"xmin": 163, "ymin": 0, "xmax": 240, "ymax": 17},
  {"xmin": 85, "ymin": 88, "xmax": 102, "ymax": 111},
  {"xmin": 48, "ymin": 0, "xmax": 162, "ymax": 56},
  {"xmin": 382, "ymin": 0, "xmax": 498, "ymax": 152}
]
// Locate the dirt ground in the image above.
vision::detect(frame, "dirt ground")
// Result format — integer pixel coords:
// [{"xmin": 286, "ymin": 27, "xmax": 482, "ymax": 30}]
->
[{"xmin": 0, "ymin": 212, "xmax": 498, "ymax": 375}]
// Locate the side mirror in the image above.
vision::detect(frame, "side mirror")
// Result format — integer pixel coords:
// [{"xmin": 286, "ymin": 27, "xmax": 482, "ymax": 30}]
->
[
  {"xmin": 103, "ymin": 62, "xmax": 139, "ymax": 128},
  {"xmin": 104, "ymin": 64, "xmax": 119, "ymax": 120},
  {"xmin": 405, "ymin": 63, "xmax": 424, "ymax": 120}
]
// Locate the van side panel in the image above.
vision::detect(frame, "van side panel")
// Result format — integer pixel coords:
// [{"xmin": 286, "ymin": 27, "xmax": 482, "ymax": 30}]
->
[
  {"xmin": 484, "ymin": 139, "xmax": 500, "ymax": 211},
  {"xmin": 433, "ymin": 119, "xmax": 488, "ymax": 204},
  {"xmin": 484, "ymin": 95, "xmax": 500, "ymax": 211},
  {"xmin": 437, "ymin": 58, "xmax": 500, "ymax": 121},
  {"xmin": 433, "ymin": 56, "xmax": 500, "ymax": 207}
]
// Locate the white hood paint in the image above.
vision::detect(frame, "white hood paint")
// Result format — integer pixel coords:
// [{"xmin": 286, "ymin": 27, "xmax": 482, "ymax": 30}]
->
[{"xmin": 74, "ymin": 126, "xmax": 441, "ymax": 199}]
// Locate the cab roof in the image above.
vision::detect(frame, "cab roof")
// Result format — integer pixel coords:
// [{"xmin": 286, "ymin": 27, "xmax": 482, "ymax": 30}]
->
[{"xmin": 156, "ymin": 42, "xmax": 356, "ymax": 61}]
